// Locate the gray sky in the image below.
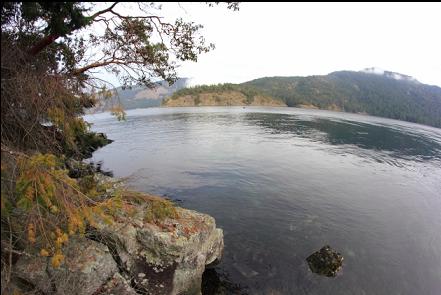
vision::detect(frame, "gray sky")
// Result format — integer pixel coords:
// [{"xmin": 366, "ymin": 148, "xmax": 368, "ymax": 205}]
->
[{"xmin": 94, "ymin": 2, "xmax": 441, "ymax": 87}]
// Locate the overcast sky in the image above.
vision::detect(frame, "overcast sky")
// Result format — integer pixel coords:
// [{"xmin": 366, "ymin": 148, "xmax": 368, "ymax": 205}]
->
[{"xmin": 95, "ymin": 2, "xmax": 441, "ymax": 87}]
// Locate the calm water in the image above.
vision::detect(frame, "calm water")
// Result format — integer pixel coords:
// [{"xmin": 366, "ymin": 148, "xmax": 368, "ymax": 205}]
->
[{"xmin": 85, "ymin": 107, "xmax": 441, "ymax": 295}]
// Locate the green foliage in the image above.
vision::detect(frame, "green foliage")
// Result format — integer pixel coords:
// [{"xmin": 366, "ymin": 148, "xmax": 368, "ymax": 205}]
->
[
  {"xmin": 77, "ymin": 175, "xmax": 97, "ymax": 193},
  {"xmin": 167, "ymin": 83, "xmax": 237, "ymax": 99},
  {"xmin": 20, "ymin": 2, "xmax": 92, "ymax": 36},
  {"xmin": 1, "ymin": 2, "xmax": 237, "ymax": 155},
  {"xmin": 144, "ymin": 198, "xmax": 178, "ymax": 224},
  {"xmin": 0, "ymin": 151, "xmax": 131, "ymax": 268}
]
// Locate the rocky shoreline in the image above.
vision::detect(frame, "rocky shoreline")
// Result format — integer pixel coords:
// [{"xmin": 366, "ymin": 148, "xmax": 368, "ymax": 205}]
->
[
  {"xmin": 162, "ymin": 91, "xmax": 286, "ymax": 107},
  {"xmin": 8, "ymin": 176, "xmax": 224, "ymax": 295}
]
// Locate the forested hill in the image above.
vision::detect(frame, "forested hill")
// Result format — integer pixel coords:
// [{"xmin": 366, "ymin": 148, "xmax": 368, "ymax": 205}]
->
[{"xmin": 243, "ymin": 70, "xmax": 441, "ymax": 128}]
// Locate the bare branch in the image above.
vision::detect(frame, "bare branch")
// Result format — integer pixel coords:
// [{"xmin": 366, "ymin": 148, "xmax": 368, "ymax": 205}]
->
[
  {"xmin": 72, "ymin": 58, "xmax": 140, "ymax": 75},
  {"xmin": 89, "ymin": 2, "xmax": 120, "ymax": 20}
]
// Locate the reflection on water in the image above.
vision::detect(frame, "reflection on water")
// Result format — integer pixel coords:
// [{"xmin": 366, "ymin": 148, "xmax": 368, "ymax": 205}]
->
[
  {"xmin": 86, "ymin": 107, "xmax": 441, "ymax": 295},
  {"xmin": 244, "ymin": 112, "xmax": 441, "ymax": 163},
  {"xmin": 202, "ymin": 268, "xmax": 249, "ymax": 295}
]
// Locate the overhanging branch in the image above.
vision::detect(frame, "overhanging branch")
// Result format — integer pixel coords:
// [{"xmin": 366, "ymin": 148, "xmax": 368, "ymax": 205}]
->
[{"xmin": 28, "ymin": 2, "xmax": 120, "ymax": 57}]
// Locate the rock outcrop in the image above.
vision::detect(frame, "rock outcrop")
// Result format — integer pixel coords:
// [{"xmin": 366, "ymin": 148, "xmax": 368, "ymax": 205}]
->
[
  {"xmin": 163, "ymin": 90, "xmax": 287, "ymax": 107},
  {"xmin": 11, "ymin": 200, "xmax": 224, "ymax": 295}
]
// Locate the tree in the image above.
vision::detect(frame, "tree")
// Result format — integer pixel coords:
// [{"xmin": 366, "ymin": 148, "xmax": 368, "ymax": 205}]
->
[
  {"xmin": 0, "ymin": 1, "xmax": 239, "ymax": 288},
  {"xmin": 1, "ymin": 1, "xmax": 239, "ymax": 152}
]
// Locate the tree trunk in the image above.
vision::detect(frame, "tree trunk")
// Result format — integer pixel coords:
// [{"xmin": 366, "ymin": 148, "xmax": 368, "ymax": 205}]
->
[{"xmin": 28, "ymin": 34, "xmax": 59, "ymax": 56}]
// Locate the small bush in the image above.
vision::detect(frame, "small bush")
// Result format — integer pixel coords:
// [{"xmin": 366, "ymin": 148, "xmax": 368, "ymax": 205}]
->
[
  {"xmin": 144, "ymin": 199, "xmax": 177, "ymax": 224},
  {"xmin": 1, "ymin": 151, "xmax": 123, "ymax": 268},
  {"xmin": 194, "ymin": 95, "xmax": 201, "ymax": 106}
]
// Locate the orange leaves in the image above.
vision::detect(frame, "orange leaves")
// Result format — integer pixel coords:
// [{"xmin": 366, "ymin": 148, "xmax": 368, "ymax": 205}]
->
[
  {"xmin": 38, "ymin": 228, "xmax": 69, "ymax": 267},
  {"xmin": 51, "ymin": 253, "xmax": 65, "ymax": 268},
  {"xmin": 68, "ymin": 212, "xmax": 85, "ymax": 236},
  {"xmin": 5, "ymin": 152, "xmax": 170, "ymax": 269},
  {"xmin": 12, "ymin": 153, "xmax": 91, "ymax": 267},
  {"xmin": 16, "ymin": 153, "xmax": 62, "ymax": 212},
  {"xmin": 55, "ymin": 227, "xmax": 69, "ymax": 246},
  {"xmin": 27, "ymin": 223, "xmax": 36, "ymax": 244},
  {"xmin": 110, "ymin": 105, "xmax": 126, "ymax": 121}
]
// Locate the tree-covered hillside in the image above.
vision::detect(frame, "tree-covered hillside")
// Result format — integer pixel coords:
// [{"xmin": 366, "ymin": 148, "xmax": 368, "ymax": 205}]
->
[{"xmin": 244, "ymin": 71, "xmax": 441, "ymax": 128}]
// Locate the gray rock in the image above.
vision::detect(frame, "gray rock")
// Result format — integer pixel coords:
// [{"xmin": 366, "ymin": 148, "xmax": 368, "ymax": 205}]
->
[
  {"xmin": 306, "ymin": 245, "xmax": 344, "ymax": 277},
  {"xmin": 95, "ymin": 204, "xmax": 224, "ymax": 295},
  {"xmin": 97, "ymin": 273, "xmax": 138, "ymax": 295},
  {"xmin": 14, "ymin": 238, "xmax": 118, "ymax": 295},
  {"xmin": 14, "ymin": 255, "xmax": 52, "ymax": 293}
]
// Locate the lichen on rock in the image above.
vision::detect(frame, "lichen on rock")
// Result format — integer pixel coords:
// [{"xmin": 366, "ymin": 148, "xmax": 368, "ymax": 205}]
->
[
  {"xmin": 94, "ymin": 200, "xmax": 224, "ymax": 295},
  {"xmin": 14, "ymin": 237, "xmax": 118, "ymax": 294}
]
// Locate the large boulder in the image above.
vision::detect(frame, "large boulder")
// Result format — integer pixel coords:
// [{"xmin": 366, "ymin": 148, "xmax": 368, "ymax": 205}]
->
[{"xmin": 94, "ymin": 201, "xmax": 224, "ymax": 295}]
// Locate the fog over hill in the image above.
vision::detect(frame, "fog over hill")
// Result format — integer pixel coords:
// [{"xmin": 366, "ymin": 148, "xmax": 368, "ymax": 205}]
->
[{"xmin": 89, "ymin": 78, "xmax": 190, "ymax": 112}]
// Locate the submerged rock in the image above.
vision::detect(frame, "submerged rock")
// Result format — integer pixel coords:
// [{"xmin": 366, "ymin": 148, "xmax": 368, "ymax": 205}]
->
[
  {"xmin": 306, "ymin": 245, "xmax": 344, "ymax": 277},
  {"xmin": 232, "ymin": 262, "xmax": 259, "ymax": 278}
]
